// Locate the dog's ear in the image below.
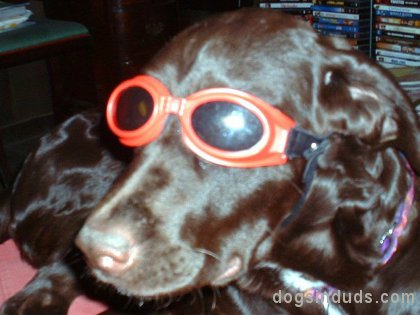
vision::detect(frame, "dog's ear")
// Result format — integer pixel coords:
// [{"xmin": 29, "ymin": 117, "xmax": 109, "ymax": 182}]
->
[
  {"xmin": 333, "ymin": 188, "xmax": 387, "ymax": 272},
  {"xmin": 271, "ymin": 136, "xmax": 396, "ymax": 288},
  {"xmin": 272, "ymin": 136, "xmax": 412, "ymax": 289},
  {"xmin": 330, "ymin": 144, "xmax": 411, "ymax": 274},
  {"xmin": 315, "ymin": 52, "xmax": 420, "ymax": 174}
]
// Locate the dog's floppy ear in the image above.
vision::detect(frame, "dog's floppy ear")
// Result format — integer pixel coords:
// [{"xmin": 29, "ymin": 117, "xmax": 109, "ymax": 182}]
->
[
  {"xmin": 275, "ymin": 135, "xmax": 414, "ymax": 288},
  {"xmin": 315, "ymin": 51, "xmax": 420, "ymax": 174},
  {"xmin": 331, "ymin": 143, "xmax": 412, "ymax": 274},
  {"xmin": 271, "ymin": 135, "xmax": 398, "ymax": 288}
]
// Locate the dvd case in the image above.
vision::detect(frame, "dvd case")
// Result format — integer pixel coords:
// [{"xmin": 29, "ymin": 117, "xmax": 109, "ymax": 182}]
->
[
  {"xmin": 374, "ymin": 0, "xmax": 420, "ymax": 67},
  {"xmin": 258, "ymin": 0, "xmax": 420, "ymax": 65}
]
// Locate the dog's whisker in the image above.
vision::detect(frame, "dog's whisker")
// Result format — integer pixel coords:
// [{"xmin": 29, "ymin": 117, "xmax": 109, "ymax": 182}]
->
[
  {"xmin": 210, "ymin": 286, "xmax": 219, "ymax": 311},
  {"xmin": 263, "ymin": 225, "xmax": 276, "ymax": 238},
  {"xmin": 122, "ymin": 295, "xmax": 135, "ymax": 310},
  {"xmin": 137, "ymin": 298, "xmax": 144, "ymax": 308},
  {"xmin": 194, "ymin": 248, "xmax": 222, "ymax": 262},
  {"xmin": 196, "ymin": 287, "xmax": 206, "ymax": 314},
  {"xmin": 215, "ymin": 286, "xmax": 222, "ymax": 299},
  {"xmin": 263, "ymin": 225, "xmax": 285, "ymax": 245},
  {"xmin": 189, "ymin": 290, "xmax": 198, "ymax": 305},
  {"xmin": 155, "ymin": 295, "xmax": 164, "ymax": 309},
  {"xmin": 160, "ymin": 294, "xmax": 174, "ymax": 309},
  {"xmin": 290, "ymin": 179, "xmax": 304, "ymax": 196}
]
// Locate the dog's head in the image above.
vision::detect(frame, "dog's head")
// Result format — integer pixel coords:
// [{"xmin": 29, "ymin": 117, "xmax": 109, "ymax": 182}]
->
[{"xmin": 76, "ymin": 8, "xmax": 419, "ymax": 299}]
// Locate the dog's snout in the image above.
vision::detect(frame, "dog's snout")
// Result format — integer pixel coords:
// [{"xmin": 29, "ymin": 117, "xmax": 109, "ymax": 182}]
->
[{"xmin": 76, "ymin": 226, "xmax": 135, "ymax": 275}]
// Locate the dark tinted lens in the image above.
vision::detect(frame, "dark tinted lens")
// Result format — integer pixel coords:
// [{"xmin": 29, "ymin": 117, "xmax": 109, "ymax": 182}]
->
[
  {"xmin": 115, "ymin": 87, "xmax": 154, "ymax": 131},
  {"xmin": 192, "ymin": 102, "xmax": 263, "ymax": 151}
]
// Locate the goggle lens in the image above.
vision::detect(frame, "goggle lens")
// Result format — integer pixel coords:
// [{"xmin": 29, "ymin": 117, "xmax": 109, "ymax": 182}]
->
[
  {"xmin": 191, "ymin": 102, "xmax": 263, "ymax": 151},
  {"xmin": 115, "ymin": 87, "xmax": 154, "ymax": 131}
]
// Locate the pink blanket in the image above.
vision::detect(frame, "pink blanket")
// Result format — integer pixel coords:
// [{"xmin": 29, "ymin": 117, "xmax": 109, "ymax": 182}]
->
[{"xmin": 0, "ymin": 240, "xmax": 107, "ymax": 314}]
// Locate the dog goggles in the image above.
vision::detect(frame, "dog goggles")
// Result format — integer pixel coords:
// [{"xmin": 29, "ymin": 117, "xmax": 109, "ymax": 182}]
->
[{"xmin": 107, "ymin": 75, "xmax": 297, "ymax": 168}]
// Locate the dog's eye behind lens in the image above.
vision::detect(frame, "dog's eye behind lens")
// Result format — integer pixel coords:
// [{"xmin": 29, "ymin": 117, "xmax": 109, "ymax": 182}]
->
[
  {"xmin": 116, "ymin": 87, "xmax": 154, "ymax": 131},
  {"xmin": 192, "ymin": 102, "xmax": 263, "ymax": 151}
]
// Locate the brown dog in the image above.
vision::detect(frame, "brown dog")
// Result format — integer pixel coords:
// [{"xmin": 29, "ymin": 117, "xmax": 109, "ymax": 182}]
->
[{"xmin": 1, "ymin": 8, "xmax": 419, "ymax": 314}]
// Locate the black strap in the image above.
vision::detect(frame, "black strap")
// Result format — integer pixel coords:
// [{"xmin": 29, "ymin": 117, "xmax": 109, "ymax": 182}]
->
[
  {"xmin": 280, "ymin": 127, "xmax": 329, "ymax": 228},
  {"xmin": 285, "ymin": 127, "xmax": 325, "ymax": 159}
]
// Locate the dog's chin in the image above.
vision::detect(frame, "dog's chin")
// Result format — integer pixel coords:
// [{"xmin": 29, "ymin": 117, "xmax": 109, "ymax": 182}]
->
[
  {"xmin": 87, "ymin": 255, "xmax": 245, "ymax": 299},
  {"xmin": 89, "ymin": 268, "xmax": 197, "ymax": 299}
]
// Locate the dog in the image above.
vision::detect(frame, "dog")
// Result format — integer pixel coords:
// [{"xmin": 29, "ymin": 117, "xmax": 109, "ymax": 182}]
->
[{"xmin": 1, "ymin": 8, "xmax": 419, "ymax": 314}]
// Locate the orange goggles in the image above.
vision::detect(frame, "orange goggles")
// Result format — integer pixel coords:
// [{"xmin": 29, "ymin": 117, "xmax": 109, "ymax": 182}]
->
[{"xmin": 106, "ymin": 75, "xmax": 296, "ymax": 168}]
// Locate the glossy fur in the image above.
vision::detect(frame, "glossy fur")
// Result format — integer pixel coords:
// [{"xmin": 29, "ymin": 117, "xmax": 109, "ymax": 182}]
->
[{"xmin": 0, "ymin": 8, "xmax": 419, "ymax": 315}]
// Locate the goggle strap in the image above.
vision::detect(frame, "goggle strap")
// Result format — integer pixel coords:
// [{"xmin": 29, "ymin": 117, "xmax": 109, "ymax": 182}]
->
[
  {"xmin": 285, "ymin": 127, "xmax": 326, "ymax": 160},
  {"xmin": 280, "ymin": 129, "xmax": 330, "ymax": 228}
]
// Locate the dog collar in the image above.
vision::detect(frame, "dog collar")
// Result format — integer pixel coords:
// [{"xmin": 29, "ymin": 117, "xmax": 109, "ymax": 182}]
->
[{"xmin": 380, "ymin": 159, "xmax": 416, "ymax": 265}]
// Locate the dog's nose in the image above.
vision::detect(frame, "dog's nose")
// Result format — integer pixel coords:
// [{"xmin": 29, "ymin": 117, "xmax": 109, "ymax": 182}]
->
[{"xmin": 76, "ymin": 226, "xmax": 134, "ymax": 274}]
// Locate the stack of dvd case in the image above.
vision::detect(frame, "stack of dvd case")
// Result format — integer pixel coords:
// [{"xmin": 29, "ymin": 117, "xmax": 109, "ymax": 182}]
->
[
  {"xmin": 374, "ymin": 0, "xmax": 420, "ymax": 68},
  {"xmin": 259, "ymin": 0, "xmax": 313, "ymax": 21},
  {"xmin": 311, "ymin": 0, "xmax": 372, "ymax": 54}
]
